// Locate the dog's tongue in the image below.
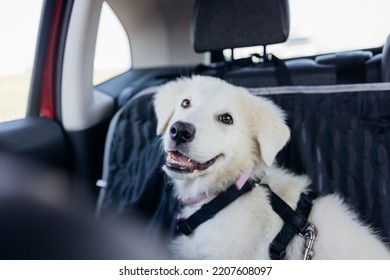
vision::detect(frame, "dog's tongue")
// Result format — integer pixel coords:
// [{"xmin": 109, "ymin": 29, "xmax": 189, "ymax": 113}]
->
[
  {"xmin": 166, "ymin": 151, "xmax": 218, "ymax": 173},
  {"xmin": 166, "ymin": 151, "xmax": 197, "ymax": 172}
]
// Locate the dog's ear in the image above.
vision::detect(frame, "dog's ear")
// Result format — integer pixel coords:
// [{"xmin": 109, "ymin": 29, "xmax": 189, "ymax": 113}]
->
[
  {"xmin": 251, "ymin": 96, "xmax": 290, "ymax": 166},
  {"xmin": 153, "ymin": 79, "xmax": 186, "ymax": 135}
]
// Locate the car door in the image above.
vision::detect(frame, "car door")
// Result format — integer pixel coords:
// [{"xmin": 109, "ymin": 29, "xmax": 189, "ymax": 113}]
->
[
  {"xmin": 0, "ymin": 0, "xmax": 71, "ymax": 168},
  {"xmin": 0, "ymin": 0, "xmax": 114, "ymax": 208}
]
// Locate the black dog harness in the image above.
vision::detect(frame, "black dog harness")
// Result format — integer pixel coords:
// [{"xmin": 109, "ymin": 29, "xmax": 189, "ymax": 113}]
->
[{"xmin": 176, "ymin": 180, "xmax": 317, "ymax": 260}]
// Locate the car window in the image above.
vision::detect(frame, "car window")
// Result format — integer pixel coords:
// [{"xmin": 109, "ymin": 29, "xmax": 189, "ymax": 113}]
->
[
  {"xmin": 0, "ymin": 0, "xmax": 43, "ymax": 123},
  {"xmin": 93, "ymin": 1, "xmax": 131, "ymax": 85},
  {"xmin": 231, "ymin": 0, "xmax": 390, "ymax": 59}
]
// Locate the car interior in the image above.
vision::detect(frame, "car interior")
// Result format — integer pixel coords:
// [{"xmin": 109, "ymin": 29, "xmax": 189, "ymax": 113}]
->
[
  {"xmin": 96, "ymin": 0, "xmax": 390, "ymax": 245},
  {"xmin": 0, "ymin": 0, "xmax": 390, "ymax": 259}
]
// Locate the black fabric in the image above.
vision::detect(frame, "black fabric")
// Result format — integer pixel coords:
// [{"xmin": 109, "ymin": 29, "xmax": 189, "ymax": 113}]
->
[
  {"xmin": 335, "ymin": 52, "xmax": 367, "ymax": 84},
  {"xmin": 97, "ymin": 88, "xmax": 390, "ymax": 244},
  {"xmin": 269, "ymin": 189, "xmax": 311, "ymax": 234},
  {"xmin": 316, "ymin": 51, "xmax": 372, "ymax": 65},
  {"xmin": 177, "ymin": 180, "xmax": 256, "ymax": 235},
  {"xmin": 98, "ymin": 94, "xmax": 179, "ymax": 241},
  {"xmin": 192, "ymin": 0, "xmax": 289, "ymax": 52},
  {"xmin": 272, "ymin": 90, "xmax": 390, "ymax": 241},
  {"xmin": 268, "ymin": 189, "xmax": 316, "ymax": 260},
  {"xmin": 223, "ymin": 54, "xmax": 382, "ymax": 88},
  {"xmin": 273, "ymin": 56, "xmax": 293, "ymax": 86},
  {"xmin": 195, "ymin": 54, "xmax": 293, "ymax": 86}
]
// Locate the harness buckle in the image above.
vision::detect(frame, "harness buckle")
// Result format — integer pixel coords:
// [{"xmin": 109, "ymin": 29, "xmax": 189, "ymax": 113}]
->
[
  {"xmin": 299, "ymin": 223, "xmax": 318, "ymax": 260},
  {"xmin": 177, "ymin": 219, "xmax": 193, "ymax": 236}
]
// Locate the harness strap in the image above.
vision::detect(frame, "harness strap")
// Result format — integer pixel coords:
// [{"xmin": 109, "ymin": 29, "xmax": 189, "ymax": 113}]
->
[
  {"xmin": 266, "ymin": 184, "xmax": 316, "ymax": 260},
  {"xmin": 177, "ymin": 181, "xmax": 316, "ymax": 260},
  {"xmin": 177, "ymin": 180, "xmax": 255, "ymax": 236}
]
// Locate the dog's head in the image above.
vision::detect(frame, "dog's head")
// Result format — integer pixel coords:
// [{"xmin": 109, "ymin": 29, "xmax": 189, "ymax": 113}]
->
[{"xmin": 154, "ymin": 76, "xmax": 290, "ymax": 188}]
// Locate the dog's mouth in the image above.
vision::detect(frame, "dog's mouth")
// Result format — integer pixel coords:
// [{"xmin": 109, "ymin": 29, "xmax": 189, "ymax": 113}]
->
[{"xmin": 165, "ymin": 151, "xmax": 220, "ymax": 173}]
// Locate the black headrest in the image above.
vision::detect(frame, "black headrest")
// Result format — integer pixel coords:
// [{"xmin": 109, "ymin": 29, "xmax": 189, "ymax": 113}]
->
[
  {"xmin": 192, "ymin": 0, "xmax": 290, "ymax": 53},
  {"xmin": 381, "ymin": 34, "xmax": 390, "ymax": 82}
]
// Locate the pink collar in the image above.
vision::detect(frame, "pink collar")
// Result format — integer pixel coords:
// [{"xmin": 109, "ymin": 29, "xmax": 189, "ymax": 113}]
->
[
  {"xmin": 181, "ymin": 191, "xmax": 219, "ymax": 206},
  {"xmin": 181, "ymin": 170, "xmax": 252, "ymax": 207}
]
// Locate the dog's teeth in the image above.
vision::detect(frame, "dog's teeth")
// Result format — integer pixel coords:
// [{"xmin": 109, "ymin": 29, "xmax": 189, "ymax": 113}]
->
[{"xmin": 166, "ymin": 151, "xmax": 219, "ymax": 172}]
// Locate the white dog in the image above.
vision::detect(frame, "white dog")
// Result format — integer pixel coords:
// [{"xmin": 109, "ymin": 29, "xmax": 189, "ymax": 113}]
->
[{"xmin": 153, "ymin": 75, "xmax": 390, "ymax": 259}]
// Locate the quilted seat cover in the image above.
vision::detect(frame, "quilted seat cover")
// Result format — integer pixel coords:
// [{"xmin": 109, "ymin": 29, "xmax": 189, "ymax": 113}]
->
[{"xmin": 97, "ymin": 84, "xmax": 390, "ymax": 242}]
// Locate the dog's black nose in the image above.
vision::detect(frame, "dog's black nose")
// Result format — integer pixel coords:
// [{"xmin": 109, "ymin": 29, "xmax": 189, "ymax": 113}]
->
[{"xmin": 169, "ymin": 121, "xmax": 196, "ymax": 145}]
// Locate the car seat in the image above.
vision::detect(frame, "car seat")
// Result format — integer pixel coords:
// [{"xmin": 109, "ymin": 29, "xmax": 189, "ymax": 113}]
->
[{"xmin": 96, "ymin": 0, "xmax": 390, "ymax": 250}]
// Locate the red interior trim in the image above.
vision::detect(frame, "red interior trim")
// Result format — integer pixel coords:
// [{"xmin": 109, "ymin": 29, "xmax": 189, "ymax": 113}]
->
[{"xmin": 39, "ymin": 0, "xmax": 65, "ymax": 119}]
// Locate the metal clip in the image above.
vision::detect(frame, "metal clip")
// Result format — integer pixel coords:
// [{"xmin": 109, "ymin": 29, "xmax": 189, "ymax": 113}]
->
[{"xmin": 299, "ymin": 223, "xmax": 318, "ymax": 260}]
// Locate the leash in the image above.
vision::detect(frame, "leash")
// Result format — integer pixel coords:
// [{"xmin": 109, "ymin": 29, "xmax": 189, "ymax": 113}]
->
[{"xmin": 176, "ymin": 180, "xmax": 317, "ymax": 260}]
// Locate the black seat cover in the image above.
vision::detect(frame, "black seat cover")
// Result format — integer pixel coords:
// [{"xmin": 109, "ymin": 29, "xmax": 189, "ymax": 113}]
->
[{"xmin": 97, "ymin": 85, "xmax": 390, "ymax": 244}]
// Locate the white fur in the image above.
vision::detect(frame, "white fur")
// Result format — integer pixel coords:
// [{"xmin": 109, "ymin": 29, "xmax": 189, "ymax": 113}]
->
[{"xmin": 153, "ymin": 76, "xmax": 390, "ymax": 259}]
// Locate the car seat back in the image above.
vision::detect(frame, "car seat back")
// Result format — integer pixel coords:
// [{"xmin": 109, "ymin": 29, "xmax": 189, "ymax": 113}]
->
[{"xmin": 96, "ymin": 83, "xmax": 390, "ymax": 244}]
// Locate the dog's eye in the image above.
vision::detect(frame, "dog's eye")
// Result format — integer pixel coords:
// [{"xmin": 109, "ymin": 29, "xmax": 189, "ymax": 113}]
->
[
  {"xmin": 181, "ymin": 99, "xmax": 191, "ymax": 108},
  {"xmin": 219, "ymin": 113, "xmax": 234, "ymax": 125}
]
